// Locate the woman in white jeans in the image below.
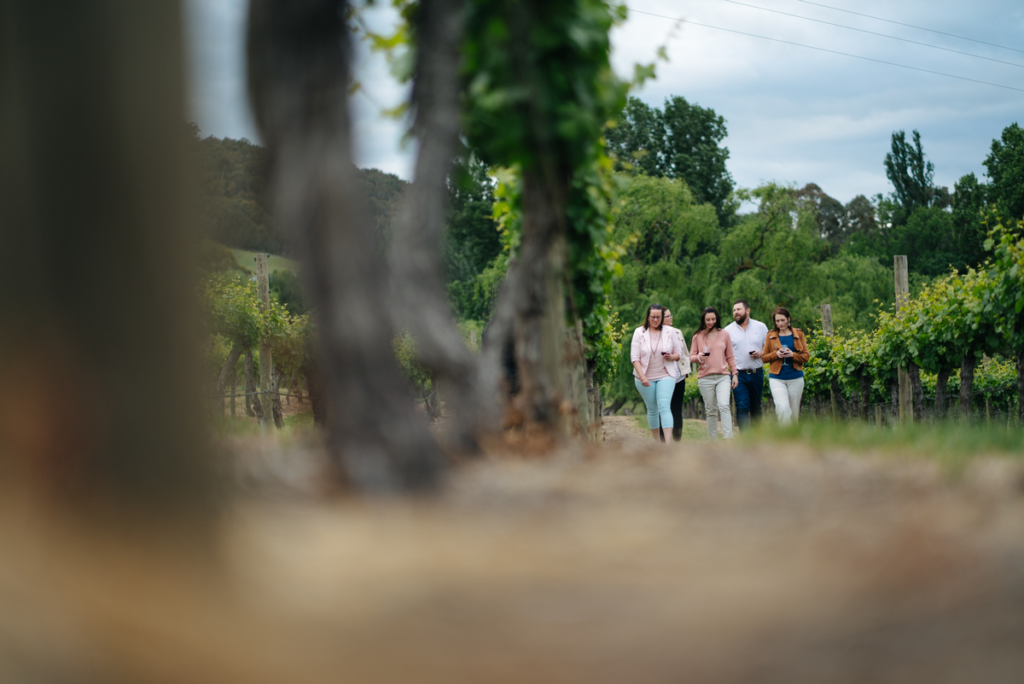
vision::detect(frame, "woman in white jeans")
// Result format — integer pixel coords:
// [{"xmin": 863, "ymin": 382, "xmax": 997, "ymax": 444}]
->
[
  {"xmin": 761, "ymin": 307, "xmax": 810, "ymax": 425},
  {"xmin": 689, "ymin": 307, "xmax": 738, "ymax": 440}
]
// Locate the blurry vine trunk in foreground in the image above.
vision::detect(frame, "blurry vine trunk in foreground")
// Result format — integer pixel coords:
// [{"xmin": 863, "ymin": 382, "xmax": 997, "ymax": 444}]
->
[
  {"xmin": 464, "ymin": 0, "xmax": 622, "ymax": 437},
  {"xmin": 247, "ymin": 0, "xmax": 443, "ymax": 492},
  {"xmin": 388, "ymin": 0, "xmax": 497, "ymax": 453},
  {"xmin": 0, "ymin": 1, "xmax": 216, "ymax": 522},
  {"xmin": 507, "ymin": 172, "xmax": 571, "ymax": 430}
]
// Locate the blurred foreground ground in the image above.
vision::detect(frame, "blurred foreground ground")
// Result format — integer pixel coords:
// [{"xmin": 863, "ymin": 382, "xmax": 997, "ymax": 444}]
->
[{"xmin": 2, "ymin": 415, "xmax": 1023, "ymax": 683}]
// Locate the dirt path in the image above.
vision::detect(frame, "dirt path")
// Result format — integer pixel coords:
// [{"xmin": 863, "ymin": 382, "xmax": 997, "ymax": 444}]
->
[
  {"xmin": 598, "ymin": 414, "xmax": 649, "ymax": 445},
  {"xmin": 3, "ymin": 430, "xmax": 1023, "ymax": 683}
]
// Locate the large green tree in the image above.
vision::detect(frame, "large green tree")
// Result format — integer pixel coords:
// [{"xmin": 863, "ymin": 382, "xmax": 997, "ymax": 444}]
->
[
  {"xmin": 984, "ymin": 122, "xmax": 1024, "ymax": 222},
  {"xmin": 846, "ymin": 130, "xmax": 959, "ymax": 276},
  {"xmin": 443, "ymin": 155, "xmax": 500, "ymax": 289},
  {"xmin": 951, "ymin": 172, "xmax": 991, "ymax": 271},
  {"xmin": 606, "ymin": 95, "xmax": 735, "ymax": 225},
  {"xmin": 884, "ymin": 129, "xmax": 949, "ymax": 221},
  {"xmin": 795, "ymin": 183, "xmax": 845, "ymax": 252}
]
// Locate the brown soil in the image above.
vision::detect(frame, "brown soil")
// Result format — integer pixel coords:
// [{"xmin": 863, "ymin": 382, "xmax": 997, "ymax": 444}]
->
[{"xmin": 3, "ymin": 422, "xmax": 1023, "ymax": 683}]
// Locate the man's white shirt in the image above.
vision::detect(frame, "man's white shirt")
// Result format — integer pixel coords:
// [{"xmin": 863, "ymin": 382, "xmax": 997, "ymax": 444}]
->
[{"xmin": 725, "ymin": 318, "xmax": 769, "ymax": 370}]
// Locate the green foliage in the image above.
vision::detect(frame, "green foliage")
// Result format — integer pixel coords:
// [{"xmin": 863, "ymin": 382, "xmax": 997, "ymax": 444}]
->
[
  {"xmin": 201, "ymin": 274, "xmax": 266, "ymax": 350},
  {"xmin": 951, "ymin": 172, "xmax": 991, "ymax": 271},
  {"xmin": 567, "ymin": 143, "xmax": 630, "ymax": 385},
  {"xmin": 444, "ymin": 155, "xmax": 505, "ymax": 322},
  {"xmin": 601, "ymin": 179, "xmax": 894, "ymax": 409},
  {"xmin": 846, "ymin": 201, "xmax": 959, "ymax": 277},
  {"xmin": 983, "ymin": 217, "xmax": 1024, "ymax": 355},
  {"xmin": 189, "ymin": 130, "xmax": 282, "ymax": 254},
  {"xmin": 359, "ymin": 167, "xmax": 408, "ymax": 249},
  {"xmin": 445, "ymin": 165, "xmax": 519, "ymax": 323},
  {"xmin": 444, "ymin": 154, "xmax": 501, "ymax": 287},
  {"xmin": 269, "ymin": 269, "xmax": 309, "ymax": 316},
  {"xmin": 984, "ymin": 122, "xmax": 1024, "ymax": 222},
  {"xmin": 606, "ymin": 96, "xmax": 736, "ymax": 224},
  {"xmin": 393, "ymin": 331, "xmax": 432, "ymax": 390},
  {"xmin": 796, "ymin": 259, "xmax": 1016, "ymax": 410},
  {"xmin": 804, "ymin": 254, "xmax": 892, "ymax": 332},
  {"xmin": 448, "ymin": 253, "xmax": 509, "ymax": 322},
  {"xmin": 200, "ymin": 274, "xmax": 308, "ymax": 379},
  {"xmin": 717, "ymin": 184, "xmax": 830, "ymax": 313},
  {"xmin": 902, "ymin": 206, "xmax": 958, "ymax": 276},
  {"xmin": 793, "ymin": 183, "xmax": 844, "ymax": 253},
  {"xmin": 884, "ymin": 129, "xmax": 948, "ymax": 219},
  {"xmin": 462, "ymin": 0, "xmax": 628, "ymax": 175},
  {"xmin": 845, "ymin": 130, "xmax": 964, "ymax": 277},
  {"xmin": 614, "ymin": 175, "xmax": 717, "ymax": 263},
  {"xmin": 188, "ymin": 123, "xmax": 407, "ymax": 255}
]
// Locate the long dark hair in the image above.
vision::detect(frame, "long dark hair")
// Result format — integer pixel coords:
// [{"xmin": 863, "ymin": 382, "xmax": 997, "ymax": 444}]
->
[
  {"xmin": 771, "ymin": 307, "xmax": 793, "ymax": 333},
  {"xmin": 694, "ymin": 306, "xmax": 722, "ymax": 336},
  {"xmin": 643, "ymin": 303, "xmax": 665, "ymax": 331}
]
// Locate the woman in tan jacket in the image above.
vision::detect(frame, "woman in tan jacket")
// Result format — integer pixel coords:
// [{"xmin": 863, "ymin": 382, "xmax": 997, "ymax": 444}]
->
[{"xmin": 761, "ymin": 307, "xmax": 810, "ymax": 424}]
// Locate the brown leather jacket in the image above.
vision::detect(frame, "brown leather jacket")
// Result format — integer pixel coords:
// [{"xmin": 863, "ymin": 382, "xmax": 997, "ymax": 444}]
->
[{"xmin": 762, "ymin": 328, "xmax": 810, "ymax": 375}]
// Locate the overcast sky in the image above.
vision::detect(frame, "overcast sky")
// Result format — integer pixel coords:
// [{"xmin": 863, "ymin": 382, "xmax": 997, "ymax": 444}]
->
[{"xmin": 185, "ymin": 0, "xmax": 1024, "ymax": 206}]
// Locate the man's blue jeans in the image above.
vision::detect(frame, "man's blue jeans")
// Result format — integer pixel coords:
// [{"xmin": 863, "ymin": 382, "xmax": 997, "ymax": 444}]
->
[{"xmin": 733, "ymin": 369, "xmax": 763, "ymax": 430}]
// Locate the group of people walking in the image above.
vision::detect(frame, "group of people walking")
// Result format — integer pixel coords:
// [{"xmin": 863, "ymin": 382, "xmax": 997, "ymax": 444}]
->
[{"xmin": 630, "ymin": 300, "xmax": 809, "ymax": 441}]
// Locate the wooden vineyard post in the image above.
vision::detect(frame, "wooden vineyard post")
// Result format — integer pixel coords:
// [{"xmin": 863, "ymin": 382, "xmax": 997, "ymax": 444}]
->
[
  {"xmin": 895, "ymin": 255, "xmax": 913, "ymax": 425},
  {"xmin": 821, "ymin": 304, "xmax": 838, "ymax": 420},
  {"xmin": 255, "ymin": 253, "xmax": 275, "ymax": 427}
]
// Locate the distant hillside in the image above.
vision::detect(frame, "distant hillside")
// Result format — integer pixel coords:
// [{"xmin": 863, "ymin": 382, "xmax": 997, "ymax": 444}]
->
[{"xmin": 189, "ymin": 125, "xmax": 407, "ymax": 255}]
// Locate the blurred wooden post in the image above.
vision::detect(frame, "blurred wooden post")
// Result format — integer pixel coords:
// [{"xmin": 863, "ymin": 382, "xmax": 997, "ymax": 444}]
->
[
  {"xmin": 470, "ymin": 329, "xmax": 477, "ymax": 349},
  {"xmin": 255, "ymin": 253, "xmax": 274, "ymax": 427},
  {"xmin": 0, "ymin": 1, "xmax": 215, "ymax": 519},
  {"xmin": 895, "ymin": 256, "xmax": 913, "ymax": 424},
  {"xmin": 821, "ymin": 304, "xmax": 837, "ymax": 420},
  {"xmin": 875, "ymin": 405, "xmax": 882, "ymax": 427}
]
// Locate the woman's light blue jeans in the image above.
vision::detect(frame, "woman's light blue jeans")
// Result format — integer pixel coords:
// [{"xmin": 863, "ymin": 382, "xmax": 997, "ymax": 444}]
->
[{"xmin": 635, "ymin": 377, "xmax": 675, "ymax": 430}]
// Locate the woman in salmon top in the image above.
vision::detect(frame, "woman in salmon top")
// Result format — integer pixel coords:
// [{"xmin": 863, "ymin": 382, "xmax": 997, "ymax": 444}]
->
[
  {"xmin": 630, "ymin": 304, "xmax": 684, "ymax": 441},
  {"xmin": 689, "ymin": 306, "xmax": 738, "ymax": 440}
]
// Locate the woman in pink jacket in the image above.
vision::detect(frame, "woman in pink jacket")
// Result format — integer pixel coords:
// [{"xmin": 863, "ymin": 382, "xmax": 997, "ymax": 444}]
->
[
  {"xmin": 630, "ymin": 304, "xmax": 684, "ymax": 441},
  {"xmin": 689, "ymin": 306, "xmax": 738, "ymax": 440}
]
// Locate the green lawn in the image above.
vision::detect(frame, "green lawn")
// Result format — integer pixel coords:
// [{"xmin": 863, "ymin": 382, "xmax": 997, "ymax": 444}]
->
[
  {"xmin": 739, "ymin": 419, "xmax": 1024, "ymax": 475},
  {"xmin": 229, "ymin": 248, "xmax": 301, "ymax": 274}
]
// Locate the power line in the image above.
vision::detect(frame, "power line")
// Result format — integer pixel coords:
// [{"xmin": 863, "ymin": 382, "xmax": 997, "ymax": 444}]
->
[
  {"xmin": 793, "ymin": 0, "xmax": 1024, "ymax": 56},
  {"xmin": 626, "ymin": 8, "xmax": 1024, "ymax": 94},
  {"xmin": 722, "ymin": 0, "xmax": 1024, "ymax": 69}
]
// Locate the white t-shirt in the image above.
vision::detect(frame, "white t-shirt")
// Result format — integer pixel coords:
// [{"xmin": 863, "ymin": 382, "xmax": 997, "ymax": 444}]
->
[{"xmin": 725, "ymin": 318, "xmax": 769, "ymax": 370}]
